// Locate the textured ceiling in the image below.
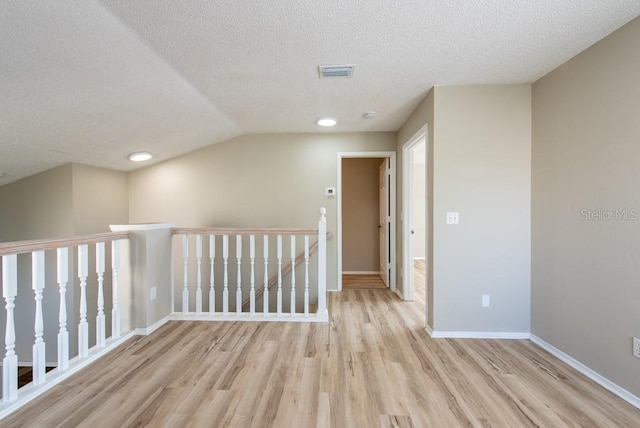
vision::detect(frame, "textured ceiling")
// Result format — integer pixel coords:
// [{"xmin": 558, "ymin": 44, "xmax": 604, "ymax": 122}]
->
[{"xmin": 1, "ymin": 1, "xmax": 639, "ymax": 185}]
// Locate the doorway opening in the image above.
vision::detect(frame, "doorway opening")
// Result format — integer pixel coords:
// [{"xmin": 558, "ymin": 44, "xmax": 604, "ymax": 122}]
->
[
  {"xmin": 402, "ymin": 128, "xmax": 427, "ymax": 318},
  {"xmin": 337, "ymin": 152, "xmax": 396, "ymax": 292}
]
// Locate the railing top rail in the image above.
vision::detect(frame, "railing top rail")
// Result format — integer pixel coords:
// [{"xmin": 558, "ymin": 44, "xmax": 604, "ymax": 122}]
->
[
  {"xmin": 171, "ymin": 227, "xmax": 318, "ymax": 236},
  {"xmin": 0, "ymin": 231, "xmax": 131, "ymax": 257}
]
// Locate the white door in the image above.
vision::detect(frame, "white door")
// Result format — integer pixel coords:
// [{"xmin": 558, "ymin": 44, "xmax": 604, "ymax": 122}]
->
[{"xmin": 379, "ymin": 159, "xmax": 389, "ymax": 286}]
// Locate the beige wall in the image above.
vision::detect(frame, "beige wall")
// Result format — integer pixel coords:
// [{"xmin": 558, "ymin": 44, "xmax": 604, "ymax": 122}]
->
[
  {"xmin": 0, "ymin": 164, "xmax": 74, "ymax": 242},
  {"xmin": 433, "ymin": 85, "xmax": 531, "ymax": 333},
  {"xmin": 396, "ymin": 85, "xmax": 531, "ymax": 332},
  {"xmin": 128, "ymin": 132, "xmax": 397, "ymax": 291},
  {"xmin": 72, "ymin": 163, "xmax": 129, "ymax": 234},
  {"xmin": 532, "ymin": 16, "xmax": 640, "ymax": 396},
  {"xmin": 342, "ymin": 158, "xmax": 382, "ymax": 272}
]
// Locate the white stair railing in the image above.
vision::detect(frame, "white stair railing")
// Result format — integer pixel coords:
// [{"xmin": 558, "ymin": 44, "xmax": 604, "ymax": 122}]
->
[
  {"xmin": 0, "ymin": 231, "xmax": 130, "ymax": 411},
  {"xmin": 172, "ymin": 207, "xmax": 329, "ymax": 322}
]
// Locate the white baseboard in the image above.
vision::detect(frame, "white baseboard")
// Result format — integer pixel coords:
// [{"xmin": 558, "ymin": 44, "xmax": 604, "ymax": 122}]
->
[
  {"xmin": 134, "ymin": 315, "xmax": 170, "ymax": 336},
  {"xmin": 342, "ymin": 271, "xmax": 380, "ymax": 275},
  {"xmin": 169, "ymin": 312, "xmax": 329, "ymax": 323},
  {"xmin": 413, "ymin": 257, "xmax": 426, "ymax": 261},
  {"xmin": 429, "ymin": 330, "xmax": 531, "ymax": 339},
  {"xmin": 530, "ymin": 334, "xmax": 640, "ymax": 410},
  {"xmin": 0, "ymin": 331, "xmax": 136, "ymax": 420},
  {"xmin": 425, "ymin": 324, "xmax": 434, "ymax": 337},
  {"xmin": 394, "ymin": 288, "xmax": 405, "ymax": 300}
]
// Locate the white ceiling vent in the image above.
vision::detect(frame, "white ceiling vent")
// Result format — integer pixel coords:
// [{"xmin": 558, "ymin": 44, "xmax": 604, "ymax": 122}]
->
[{"xmin": 318, "ymin": 65, "xmax": 355, "ymax": 79}]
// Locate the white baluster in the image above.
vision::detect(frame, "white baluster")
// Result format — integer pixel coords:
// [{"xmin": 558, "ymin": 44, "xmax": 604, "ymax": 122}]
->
[
  {"xmin": 78, "ymin": 244, "xmax": 89, "ymax": 358},
  {"xmin": 223, "ymin": 235, "xmax": 229, "ymax": 314},
  {"xmin": 196, "ymin": 235, "xmax": 203, "ymax": 315},
  {"xmin": 263, "ymin": 236, "xmax": 269, "ymax": 315},
  {"xmin": 304, "ymin": 235, "xmax": 310, "ymax": 316},
  {"xmin": 111, "ymin": 241, "xmax": 120, "ymax": 339},
  {"xmin": 2, "ymin": 254, "xmax": 18, "ymax": 402},
  {"xmin": 57, "ymin": 247, "xmax": 69, "ymax": 369},
  {"xmin": 96, "ymin": 242, "xmax": 106, "ymax": 348},
  {"xmin": 182, "ymin": 234, "xmax": 189, "ymax": 314},
  {"xmin": 290, "ymin": 235, "xmax": 296, "ymax": 316},
  {"xmin": 249, "ymin": 235, "xmax": 256, "ymax": 315},
  {"xmin": 236, "ymin": 235, "xmax": 242, "ymax": 314},
  {"xmin": 32, "ymin": 251, "xmax": 46, "ymax": 385},
  {"xmin": 209, "ymin": 235, "xmax": 215, "ymax": 315},
  {"xmin": 277, "ymin": 235, "xmax": 283, "ymax": 315},
  {"xmin": 317, "ymin": 208, "xmax": 327, "ymax": 316}
]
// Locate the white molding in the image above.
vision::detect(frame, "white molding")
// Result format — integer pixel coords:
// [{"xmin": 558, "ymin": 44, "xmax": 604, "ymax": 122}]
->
[
  {"xmin": 430, "ymin": 331, "xmax": 531, "ymax": 339},
  {"xmin": 342, "ymin": 271, "xmax": 380, "ymax": 275},
  {"xmin": 134, "ymin": 316, "xmax": 170, "ymax": 336},
  {"xmin": 0, "ymin": 331, "xmax": 136, "ymax": 420},
  {"xmin": 425, "ymin": 324, "xmax": 434, "ymax": 337},
  {"xmin": 169, "ymin": 312, "xmax": 329, "ymax": 323},
  {"xmin": 401, "ymin": 127, "xmax": 428, "ymax": 310},
  {"xmin": 394, "ymin": 288, "xmax": 405, "ymax": 300},
  {"xmin": 337, "ymin": 151, "xmax": 396, "ymax": 293},
  {"xmin": 413, "ymin": 257, "xmax": 426, "ymax": 261},
  {"xmin": 110, "ymin": 223, "xmax": 175, "ymax": 232},
  {"xmin": 530, "ymin": 334, "xmax": 640, "ymax": 410}
]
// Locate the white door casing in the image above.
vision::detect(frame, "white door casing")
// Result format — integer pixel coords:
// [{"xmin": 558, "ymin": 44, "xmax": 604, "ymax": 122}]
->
[
  {"xmin": 337, "ymin": 151, "xmax": 396, "ymax": 292},
  {"xmin": 379, "ymin": 159, "xmax": 389, "ymax": 287}
]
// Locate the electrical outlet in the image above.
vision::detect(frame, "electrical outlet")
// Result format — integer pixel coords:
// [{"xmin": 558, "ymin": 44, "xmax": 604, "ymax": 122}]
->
[
  {"xmin": 482, "ymin": 294, "xmax": 490, "ymax": 308},
  {"xmin": 633, "ymin": 337, "xmax": 640, "ymax": 358}
]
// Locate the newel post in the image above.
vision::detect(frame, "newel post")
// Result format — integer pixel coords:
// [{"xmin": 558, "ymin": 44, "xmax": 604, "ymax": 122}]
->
[
  {"xmin": 110, "ymin": 223, "xmax": 174, "ymax": 334},
  {"xmin": 2, "ymin": 254, "xmax": 18, "ymax": 402},
  {"xmin": 317, "ymin": 207, "xmax": 327, "ymax": 319}
]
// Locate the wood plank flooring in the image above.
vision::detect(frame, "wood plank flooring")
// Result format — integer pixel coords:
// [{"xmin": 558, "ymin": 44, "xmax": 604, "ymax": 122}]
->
[
  {"xmin": 4, "ymin": 265, "xmax": 640, "ymax": 427},
  {"xmin": 342, "ymin": 273, "xmax": 386, "ymax": 290}
]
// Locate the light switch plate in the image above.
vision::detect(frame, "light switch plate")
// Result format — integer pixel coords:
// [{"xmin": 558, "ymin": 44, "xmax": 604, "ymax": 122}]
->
[{"xmin": 446, "ymin": 212, "xmax": 459, "ymax": 224}]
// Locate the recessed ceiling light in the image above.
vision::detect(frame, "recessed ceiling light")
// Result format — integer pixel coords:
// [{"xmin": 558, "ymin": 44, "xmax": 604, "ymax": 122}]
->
[
  {"xmin": 362, "ymin": 111, "xmax": 377, "ymax": 120},
  {"xmin": 316, "ymin": 117, "xmax": 337, "ymax": 127},
  {"xmin": 128, "ymin": 152, "xmax": 153, "ymax": 162}
]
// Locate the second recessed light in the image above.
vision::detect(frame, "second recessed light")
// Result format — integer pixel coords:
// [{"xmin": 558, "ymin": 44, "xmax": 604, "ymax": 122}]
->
[{"xmin": 316, "ymin": 117, "xmax": 337, "ymax": 127}]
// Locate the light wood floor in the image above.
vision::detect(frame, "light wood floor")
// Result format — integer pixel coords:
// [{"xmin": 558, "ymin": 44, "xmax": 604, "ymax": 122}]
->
[
  {"xmin": 342, "ymin": 273, "xmax": 387, "ymax": 290},
  {"xmin": 4, "ymin": 261, "xmax": 640, "ymax": 427}
]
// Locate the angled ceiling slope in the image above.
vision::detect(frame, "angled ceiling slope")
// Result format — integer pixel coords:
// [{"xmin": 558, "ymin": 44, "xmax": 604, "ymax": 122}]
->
[{"xmin": 1, "ymin": 0, "xmax": 639, "ymax": 185}]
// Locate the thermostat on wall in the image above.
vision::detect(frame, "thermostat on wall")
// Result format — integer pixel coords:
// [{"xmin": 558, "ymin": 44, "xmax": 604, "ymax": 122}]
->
[{"xmin": 325, "ymin": 187, "xmax": 336, "ymax": 197}]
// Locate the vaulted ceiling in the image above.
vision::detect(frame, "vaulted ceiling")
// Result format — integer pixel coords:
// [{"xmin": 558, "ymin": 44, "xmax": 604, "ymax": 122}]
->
[{"xmin": 2, "ymin": 1, "xmax": 639, "ymax": 185}]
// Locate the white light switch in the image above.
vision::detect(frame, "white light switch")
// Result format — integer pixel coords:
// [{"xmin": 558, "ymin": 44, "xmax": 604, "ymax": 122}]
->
[
  {"xmin": 150, "ymin": 287, "xmax": 157, "ymax": 300},
  {"xmin": 482, "ymin": 294, "xmax": 490, "ymax": 307},
  {"xmin": 446, "ymin": 212, "xmax": 459, "ymax": 224}
]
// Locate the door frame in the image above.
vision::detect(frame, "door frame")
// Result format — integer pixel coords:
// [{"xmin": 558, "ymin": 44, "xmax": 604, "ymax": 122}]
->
[
  {"xmin": 337, "ymin": 151, "xmax": 396, "ymax": 292},
  {"xmin": 402, "ymin": 126, "xmax": 427, "ymax": 304}
]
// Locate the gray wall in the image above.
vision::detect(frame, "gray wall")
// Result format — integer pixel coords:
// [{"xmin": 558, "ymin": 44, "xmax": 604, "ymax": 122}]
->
[
  {"xmin": 128, "ymin": 132, "xmax": 397, "ymax": 291},
  {"xmin": 342, "ymin": 158, "xmax": 383, "ymax": 272},
  {"xmin": 532, "ymin": 16, "xmax": 640, "ymax": 396}
]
